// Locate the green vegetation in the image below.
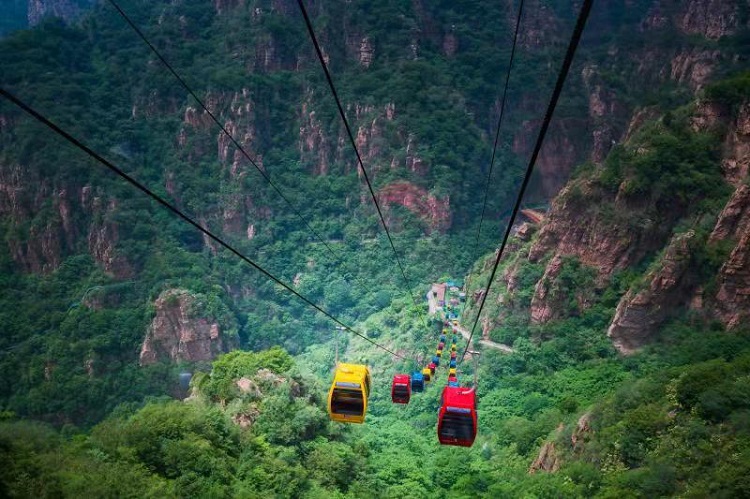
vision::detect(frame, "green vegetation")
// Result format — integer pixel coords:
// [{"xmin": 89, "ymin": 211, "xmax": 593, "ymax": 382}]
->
[{"xmin": 1, "ymin": 0, "xmax": 750, "ymax": 497}]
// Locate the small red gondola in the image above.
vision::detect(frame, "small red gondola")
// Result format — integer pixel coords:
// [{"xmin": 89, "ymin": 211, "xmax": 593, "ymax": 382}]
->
[
  {"xmin": 391, "ymin": 374, "xmax": 411, "ymax": 404},
  {"xmin": 437, "ymin": 386, "xmax": 477, "ymax": 447}
]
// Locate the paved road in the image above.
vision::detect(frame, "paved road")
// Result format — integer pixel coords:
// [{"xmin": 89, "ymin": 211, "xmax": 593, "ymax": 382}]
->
[
  {"xmin": 426, "ymin": 285, "xmax": 515, "ymax": 354},
  {"xmin": 452, "ymin": 323, "xmax": 515, "ymax": 354}
]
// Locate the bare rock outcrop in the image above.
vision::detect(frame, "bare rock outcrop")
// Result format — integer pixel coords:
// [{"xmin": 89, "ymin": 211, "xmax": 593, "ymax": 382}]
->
[
  {"xmin": 529, "ymin": 442, "xmax": 560, "ymax": 473},
  {"xmin": 607, "ymin": 231, "xmax": 696, "ymax": 354},
  {"xmin": 28, "ymin": 0, "xmax": 88, "ymax": 26},
  {"xmin": 140, "ymin": 289, "xmax": 235, "ymax": 365},
  {"xmin": 378, "ymin": 182, "xmax": 451, "ymax": 233},
  {"xmin": 720, "ymin": 102, "xmax": 750, "ymax": 185},
  {"xmin": 712, "ymin": 228, "xmax": 750, "ymax": 329},
  {"xmin": 677, "ymin": 0, "xmax": 743, "ymax": 40}
]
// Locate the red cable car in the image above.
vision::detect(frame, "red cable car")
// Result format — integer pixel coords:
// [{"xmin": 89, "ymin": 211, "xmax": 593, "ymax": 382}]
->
[
  {"xmin": 437, "ymin": 386, "xmax": 477, "ymax": 447},
  {"xmin": 391, "ymin": 374, "xmax": 411, "ymax": 404}
]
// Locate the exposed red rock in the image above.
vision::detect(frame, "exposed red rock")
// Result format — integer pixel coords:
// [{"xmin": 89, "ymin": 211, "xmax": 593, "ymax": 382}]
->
[
  {"xmin": 139, "ymin": 289, "xmax": 236, "ymax": 365},
  {"xmin": 607, "ymin": 231, "xmax": 696, "ymax": 354},
  {"xmin": 529, "ymin": 442, "xmax": 560, "ymax": 474},
  {"xmin": 712, "ymin": 228, "xmax": 750, "ymax": 329},
  {"xmin": 378, "ymin": 182, "xmax": 451, "ymax": 233},
  {"xmin": 720, "ymin": 102, "xmax": 750, "ymax": 185},
  {"xmin": 677, "ymin": 0, "xmax": 743, "ymax": 40}
]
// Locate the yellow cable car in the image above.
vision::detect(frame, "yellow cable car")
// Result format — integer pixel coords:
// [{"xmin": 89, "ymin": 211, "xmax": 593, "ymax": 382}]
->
[
  {"xmin": 327, "ymin": 363, "xmax": 371, "ymax": 424},
  {"xmin": 449, "ymin": 367, "xmax": 457, "ymax": 376},
  {"xmin": 451, "ymin": 344, "xmax": 457, "ymax": 352},
  {"xmin": 422, "ymin": 367, "xmax": 432, "ymax": 382},
  {"xmin": 436, "ymin": 349, "xmax": 443, "ymax": 357}
]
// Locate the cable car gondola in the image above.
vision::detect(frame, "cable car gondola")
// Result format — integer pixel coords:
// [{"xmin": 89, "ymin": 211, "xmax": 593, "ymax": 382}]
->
[
  {"xmin": 412, "ymin": 371, "xmax": 425, "ymax": 392},
  {"xmin": 422, "ymin": 367, "xmax": 432, "ymax": 382},
  {"xmin": 391, "ymin": 374, "xmax": 411, "ymax": 404},
  {"xmin": 437, "ymin": 386, "xmax": 477, "ymax": 447},
  {"xmin": 449, "ymin": 358, "xmax": 457, "ymax": 369},
  {"xmin": 432, "ymin": 355, "xmax": 440, "ymax": 366},
  {"xmin": 328, "ymin": 363, "xmax": 371, "ymax": 424}
]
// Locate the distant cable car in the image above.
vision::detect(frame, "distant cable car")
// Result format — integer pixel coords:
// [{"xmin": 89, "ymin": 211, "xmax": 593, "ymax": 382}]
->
[
  {"xmin": 449, "ymin": 367, "xmax": 457, "ymax": 376},
  {"xmin": 391, "ymin": 374, "xmax": 411, "ymax": 404},
  {"xmin": 437, "ymin": 386, "xmax": 477, "ymax": 447},
  {"xmin": 422, "ymin": 367, "xmax": 432, "ymax": 382},
  {"xmin": 450, "ymin": 351, "xmax": 457, "ymax": 360},
  {"xmin": 328, "ymin": 363, "xmax": 371, "ymax": 424},
  {"xmin": 452, "ymin": 336, "xmax": 458, "ymax": 343},
  {"xmin": 450, "ymin": 358, "xmax": 457, "ymax": 369},
  {"xmin": 412, "ymin": 371, "xmax": 425, "ymax": 392},
  {"xmin": 436, "ymin": 349, "xmax": 443, "ymax": 357},
  {"xmin": 438, "ymin": 341, "xmax": 445, "ymax": 350},
  {"xmin": 451, "ymin": 344, "xmax": 457, "ymax": 352},
  {"xmin": 440, "ymin": 335, "xmax": 446, "ymax": 343},
  {"xmin": 432, "ymin": 355, "xmax": 440, "ymax": 366},
  {"xmin": 428, "ymin": 362, "xmax": 437, "ymax": 375}
]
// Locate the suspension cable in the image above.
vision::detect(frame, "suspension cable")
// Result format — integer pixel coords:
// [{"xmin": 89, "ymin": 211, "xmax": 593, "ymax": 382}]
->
[
  {"xmin": 461, "ymin": 0, "xmax": 593, "ymax": 362},
  {"xmin": 473, "ymin": 0, "xmax": 525, "ymax": 258},
  {"xmin": 106, "ymin": 0, "xmax": 341, "ymax": 260},
  {"xmin": 296, "ymin": 0, "xmax": 429, "ymax": 330},
  {"xmin": 0, "ymin": 87, "xmax": 412, "ymax": 362}
]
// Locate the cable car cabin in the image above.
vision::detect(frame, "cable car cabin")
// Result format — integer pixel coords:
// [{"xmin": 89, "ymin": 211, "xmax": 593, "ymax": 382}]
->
[
  {"xmin": 438, "ymin": 341, "xmax": 445, "ymax": 350},
  {"xmin": 452, "ymin": 335, "xmax": 458, "ymax": 343},
  {"xmin": 449, "ymin": 367, "xmax": 457, "ymax": 376},
  {"xmin": 437, "ymin": 386, "xmax": 477, "ymax": 447},
  {"xmin": 448, "ymin": 373, "xmax": 458, "ymax": 383},
  {"xmin": 392, "ymin": 374, "xmax": 411, "ymax": 404},
  {"xmin": 412, "ymin": 371, "xmax": 425, "ymax": 392},
  {"xmin": 450, "ymin": 359, "xmax": 457, "ymax": 369},
  {"xmin": 451, "ymin": 344, "xmax": 457, "ymax": 352},
  {"xmin": 440, "ymin": 334, "xmax": 446, "ymax": 343},
  {"xmin": 428, "ymin": 362, "xmax": 437, "ymax": 375},
  {"xmin": 436, "ymin": 349, "xmax": 443, "ymax": 357},
  {"xmin": 432, "ymin": 355, "xmax": 440, "ymax": 366},
  {"xmin": 422, "ymin": 367, "xmax": 432, "ymax": 382},
  {"xmin": 450, "ymin": 351, "xmax": 457, "ymax": 360},
  {"xmin": 328, "ymin": 363, "xmax": 371, "ymax": 424}
]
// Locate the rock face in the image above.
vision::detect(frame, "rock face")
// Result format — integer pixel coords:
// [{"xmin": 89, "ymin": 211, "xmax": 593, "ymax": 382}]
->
[
  {"xmin": 529, "ymin": 442, "xmax": 560, "ymax": 473},
  {"xmin": 378, "ymin": 182, "xmax": 451, "ymax": 233},
  {"xmin": 677, "ymin": 0, "xmax": 743, "ymax": 40},
  {"xmin": 139, "ymin": 289, "xmax": 235, "ymax": 365},
  {"xmin": 607, "ymin": 231, "xmax": 696, "ymax": 354},
  {"xmin": 707, "ymin": 184, "xmax": 750, "ymax": 329},
  {"xmin": 28, "ymin": 0, "xmax": 89, "ymax": 26}
]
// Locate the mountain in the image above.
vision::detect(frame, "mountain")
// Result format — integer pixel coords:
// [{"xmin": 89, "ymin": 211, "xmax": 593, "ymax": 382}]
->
[{"xmin": 1, "ymin": 0, "xmax": 750, "ymax": 497}]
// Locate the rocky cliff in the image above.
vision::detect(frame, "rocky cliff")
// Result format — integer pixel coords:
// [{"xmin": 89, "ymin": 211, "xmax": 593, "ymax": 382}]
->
[{"xmin": 139, "ymin": 289, "xmax": 237, "ymax": 365}]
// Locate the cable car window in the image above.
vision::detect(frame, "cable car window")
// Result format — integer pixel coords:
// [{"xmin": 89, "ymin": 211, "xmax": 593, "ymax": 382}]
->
[
  {"xmin": 439, "ymin": 412, "xmax": 474, "ymax": 442},
  {"xmin": 331, "ymin": 388, "xmax": 364, "ymax": 415}
]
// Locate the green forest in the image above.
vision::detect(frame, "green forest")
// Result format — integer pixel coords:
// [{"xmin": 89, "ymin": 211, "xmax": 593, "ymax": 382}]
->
[{"xmin": 2, "ymin": 0, "xmax": 750, "ymax": 497}]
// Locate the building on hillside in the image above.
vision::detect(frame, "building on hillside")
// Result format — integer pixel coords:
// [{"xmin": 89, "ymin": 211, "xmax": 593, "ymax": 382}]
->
[{"xmin": 432, "ymin": 283, "xmax": 447, "ymax": 307}]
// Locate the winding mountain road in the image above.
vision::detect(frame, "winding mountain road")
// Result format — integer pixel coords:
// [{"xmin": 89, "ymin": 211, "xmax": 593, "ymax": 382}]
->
[{"xmin": 426, "ymin": 289, "xmax": 515, "ymax": 354}]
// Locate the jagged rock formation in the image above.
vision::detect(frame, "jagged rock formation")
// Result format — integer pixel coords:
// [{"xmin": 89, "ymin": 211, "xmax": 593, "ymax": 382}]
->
[
  {"xmin": 529, "ymin": 442, "xmax": 560, "ymax": 473},
  {"xmin": 607, "ymin": 231, "xmax": 696, "ymax": 354},
  {"xmin": 378, "ymin": 182, "xmax": 451, "ymax": 233},
  {"xmin": 28, "ymin": 0, "xmax": 91, "ymax": 26},
  {"xmin": 139, "ymin": 289, "xmax": 235, "ymax": 365}
]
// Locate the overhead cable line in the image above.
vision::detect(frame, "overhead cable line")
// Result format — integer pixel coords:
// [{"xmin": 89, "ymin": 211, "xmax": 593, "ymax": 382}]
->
[
  {"xmin": 296, "ymin": 0, "xmax": 429, "ymax": 330},
  {"xmin": 460, "ymin": 0, "xmax": 593, "ymax": 362},
  {"xmin": 473, "ymin": 0, "xmax": 525, "ymax": 257},
  {"xmin": 0, "ymin": 87, "xmax": 411, "ymax": 362},
  {"xmin": 461, "ymin": 0, "xmax": 525, "ymax": 323},
  {"xmin": 106, "ymin": 0, "xmax": 341, "ymax": 260}
]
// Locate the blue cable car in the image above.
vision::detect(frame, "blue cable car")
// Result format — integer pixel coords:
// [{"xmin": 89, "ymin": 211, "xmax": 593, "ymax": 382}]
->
[
  {"xmin": 412, "ymin": 371, "xmax": 425, "ymax": 392},
  {"xmin": 450, "ymin": 359, "xmax": 457, "ymax": 369},
  {"xmin": 432, "ymin": 355, "xmax": 440, "ymax": 366}
]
